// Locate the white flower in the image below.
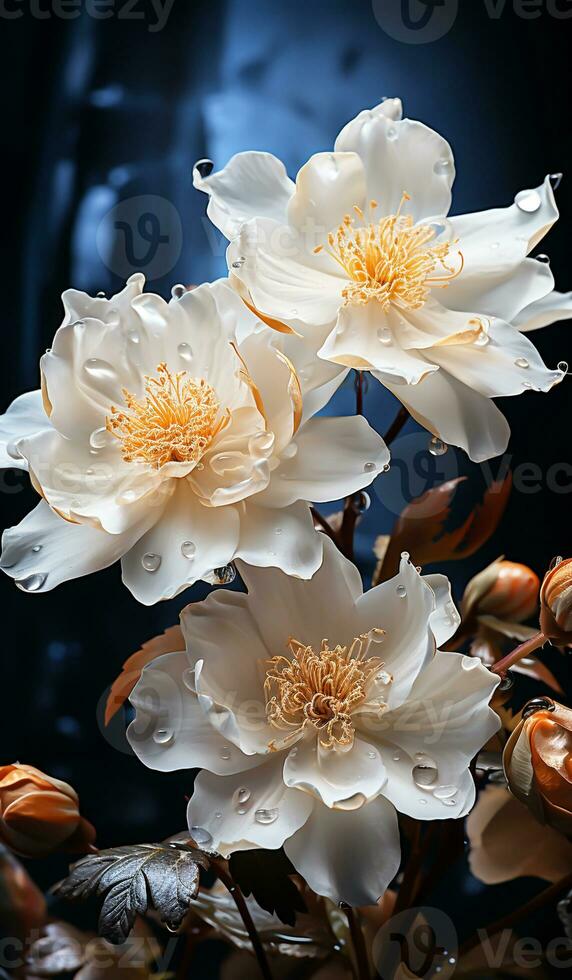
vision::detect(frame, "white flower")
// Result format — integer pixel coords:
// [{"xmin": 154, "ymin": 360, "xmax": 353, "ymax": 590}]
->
[
  {"xmin": 127, "ymin": 538, "xmax": 500, "ymax": 905},
  {"xmin": 0, "ymin": 276, "xmax": 388, "ymax": 604},
  {"xmin": 194, "ymin": 98, "xmax": 568, "ymax": 462}
]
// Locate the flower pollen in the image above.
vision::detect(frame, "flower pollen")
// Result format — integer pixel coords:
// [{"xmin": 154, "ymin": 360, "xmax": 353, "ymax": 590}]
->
[
  {"xmin": 106, "ymin": 363, "xmax": 228, "ymax": 469},
  {"xmin": 315, "ymin": 194, "xmax": 463, "ymax": 310},
  {"xmin": 264, "ymin": 630, "xmax": 390, "ymax": 750}
]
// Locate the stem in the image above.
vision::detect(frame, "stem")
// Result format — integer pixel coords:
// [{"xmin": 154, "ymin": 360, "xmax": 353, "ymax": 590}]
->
[
  {"xmin": 341, "ymin": 904, "xmax": 370, "ymax": 980},
  {"xmin": 210, "ymin": 858, "xmax": 273, "ymax": 980},
  {"xmin": 383, "ymin": 405, "xmax": 409, "ymax": 446},
  {"xmin": 459, "ymin": 871, "xmax": 572, "ymax": 959},
  {"xmin": 491, "ymin": 631, "xmax": 547, "ymax": 677},
  {"xmin": 354, "ymin": 370, "xmax": 365, "ymax": 416}
]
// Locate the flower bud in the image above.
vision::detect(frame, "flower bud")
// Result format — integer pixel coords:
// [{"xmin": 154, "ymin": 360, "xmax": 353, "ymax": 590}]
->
[
  {"xmin": 462, "ymin": 558, "xmax": 539, "ymax": 622},
  {"xmin": 0, "ymin": 764, "xmax": 95, "ymax": 858},
  {"xmin": 503, "ymin": 699, "xmax": 572, "ymax": 835},
  {"xmin": 540, "ymin": 557, "xmax": 572, "ymax": 644}
]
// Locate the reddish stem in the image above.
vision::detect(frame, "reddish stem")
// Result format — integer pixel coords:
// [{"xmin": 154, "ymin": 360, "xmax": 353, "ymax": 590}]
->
[{"xmin": 491, "ymin": 631, "xmax": 547, "ymax": 677}]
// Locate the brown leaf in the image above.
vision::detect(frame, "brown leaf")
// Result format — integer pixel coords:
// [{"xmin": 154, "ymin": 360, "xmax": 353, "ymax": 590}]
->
[
  {"xmin": 104, "ymin": 626, "xmax": 185, "ymax": 726},
  {"xmin": 375, "ymin": 472, "xmax": 512, "ymax": 582}
]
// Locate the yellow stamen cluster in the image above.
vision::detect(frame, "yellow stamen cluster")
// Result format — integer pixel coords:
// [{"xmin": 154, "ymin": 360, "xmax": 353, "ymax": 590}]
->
[
  {"xmin": 315, "ymin": 195, "xmax": 463, "ymax": 310},
  {"xmin": 107, "ymin": 363, "xmax": 227, "ymax": 469},
  {"xmin": 264, "ymin": 631, "xmax": 389, "ymax": 750}
]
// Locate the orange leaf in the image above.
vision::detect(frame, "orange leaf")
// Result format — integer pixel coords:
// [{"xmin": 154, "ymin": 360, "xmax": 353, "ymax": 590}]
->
[
  {"xmin": 377, "ymin": 472, "xmax": 512, "ymax": 581},
  {"xmin": 104, "ymin": 625, "xmax": 185, "ymax": 726}
]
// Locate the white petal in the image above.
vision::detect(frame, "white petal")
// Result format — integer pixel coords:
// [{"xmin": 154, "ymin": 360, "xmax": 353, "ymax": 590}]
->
[
  {"xmin": 228, "ymin": 218, "xmax": 343, "ymax": 327},
  {"xmin": 61, "ymin": 273, "xmax": 145, "ymax": 322},
  {"xmin": 284, "ymin": 795, "xmax": 401, "ymax": 906},
  {"xmin": 377, "ymin": 652, "xmax": 500, "ymax": 820},
  {"xmin": 180, "ymin": 591, "xmax": 273, "ymax": 756},
  {"xmin": 264, "ymin": 415, "xmax": 389, "ymax": 507},
  {"xmin": 236, "ymin": 499, "xmax": 322, "ymax": 579},
  {"xmin": 423, "ymin": 574, "xmax": 461, "ymax": 647},
  {"xmin": 441, "ymin": 256, "xmax": 554, "ymax": 324},
  {"xmin": 187, "ymin": 756, "xmax": 313, "ymax": 856},
  {"xmin": 287, "ymin": 152, "xmax": 366, "ymax": 233},
  {"xmin": 0, "ymin": 500, "xmax": 152, "ymax": 593},
  {"xmin": 430, "ymin": 317, "xmax": 562, "ymax": 397},
  {"xmin": 377, "ymin": 370, "xmax": 511, "ymax": 463},
  {"xmin": 353, "ymin": 557, "xmax": 436, "ymax": 710},
  {"xmin": 121, "ymin": 481, "xmax": 240, "ymax": 604},
  {"xmin": 236, "ymin": 535, "xmax": 363, "ymax": 656},
  {"xmin": 318, "ymin": 303, "xmax": 438, "ymax": 382},
  {"xmin": 335, "ymin": 105, "xmax": 455, "ymax": 222},
  {"xmin": 515, "ymin": 289, "xmax": 572, "ymax": 333},
  {"xmin": 283, "ymin": 736, "xmax": 387, "ymax": 809},
  {"xmin": 0, "ymin": 391, "xmax": 49, "ymax": 470},
  {"xmin": 127, "ymin": 652, "xmax": 261, "ymax": 775},
  {"xmin": 193, "ymin": 151, "xmax": 295, "ymax": 240}
]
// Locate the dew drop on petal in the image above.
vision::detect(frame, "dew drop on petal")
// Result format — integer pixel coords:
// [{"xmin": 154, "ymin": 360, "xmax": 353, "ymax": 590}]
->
[
  {"xmin": 434, "ymin": 158, "xmax": 453, "ymax": 176},
  {"xmin": 429, "ymin": 436, "xmax": 448, "ymax": 456},
  {"xmin": 16, "ymin": 573, "xmax": 47, "ymax": 592},
  {"xmin": 441, "ymin": 798, "xmax": 457, "ymax": 807},
  {"xmin": 558, "ymin": 361, "xmax": 569, "ymax": 374},
  {"xmin": 535, "ymin": 254, "xmax": 550, "ymax": 264},
  {"xmin": 181, "ymin": 540, "xmax": 196, "ymax": 560},
  {"xmin": 418, "ymin": 798, "xmax": 428, "ymax": 805},
  {"xmin": 231, "ymin": 257, "xmax": 246, "ymax": 269},
  {"xmin": 367, "ymin": 750, "xmax": 377, "ymax": 759},
  {"xmin": 31, "ymin": 545, "xmax": 42, "ymax": 553},
  {"xmin": 90, "ymin": 427, "xmax": 114, "ymax": 451},
  {"xmin": 387, "ymin": 126, "xmax": 398, "ymax": 141},
  {"xmin": 396, "ymin": 584, "xmax": 407, "ymax": 599},
  {"xmin": 171, "ymin": 284, "xmax": 186, "ymax": 299},
  {"xmin": 214, "ymin": 812, "xmax": 222, "ymax": 820},
  {"xmin": 433, "ymin": 785, "xmax": 457, "ymax": 800},
  {"xmin": 233, "ymin": 787, "xmax": 251, "ymax": 807},
  {"xmin": 363, "ymin": 461, "xmax": 377, "ymax": 473},
  {"xmin": 220, "ymin": 746, "xmax": 231, "ymax": 761},
  {"xmin": 376, "ymin": 326, "xmax": 392, "ymax": 345},
  {"xmin": 254, "ymin": 808, "xmax": 279, "ymax": 825},
  {"xmin": 393, "ymin": 753, "xmax": 401, "ymax": 762},
  {"xmin": 514, "ymin": 188, "xmax": 541, "ymax": 213},
  {"xmin": 376, "ymin": 670, "xmax": 392, "ymax": 685},
  {"xmin": 413, "ymin": 760, "xmax": 439, "ymax": 788},
  {"xmin": 153, "ymin": 728, "xmax": 174, "ymax": 745},
  {"xmin": 127, "ymin": 328, "xmax": 141, "ymax": 345},
  {"xmin": 515, "ymin": 357, "xmax": 529, "ymax": 369},
  {"xmin": 141, "ymin": 553, "xmax": 161, "ymax": 573},
  {"xmin": 177, "ymin": 342, "xmax": 193, "ymax": 362},
  {"xmin": 190, "ymin": 827, "xmax": 213, "ymax": 847}
]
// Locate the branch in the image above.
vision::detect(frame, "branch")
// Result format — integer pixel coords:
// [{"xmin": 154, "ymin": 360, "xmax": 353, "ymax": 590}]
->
[
  {"xmin": 210, "ymin": 857, "xmax": 274, "ymax": 980},
  {"xmin": 491, "ymin": 631, "xmax": 547, "ymax": 677}
]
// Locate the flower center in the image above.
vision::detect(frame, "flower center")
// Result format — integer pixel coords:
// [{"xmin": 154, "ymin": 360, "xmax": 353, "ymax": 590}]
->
[
  {"xmin": 264, "ymin": 630, "xmax": 391, "ymax": 750},
  {"xmin": 106, "ymin": 363, "xmax": 229, "ymax": 469},
  {"xmin": 315, "ymin": 194, "xmax": 463, "ymax": 310}
]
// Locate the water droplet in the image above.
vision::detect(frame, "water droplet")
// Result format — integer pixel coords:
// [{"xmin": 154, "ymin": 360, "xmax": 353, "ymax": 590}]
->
[
  {"xmin": 515, "ymin": 357, "xmax": 529, "ymax": 369},
  {"xmin": 429, "ymin": 436, "xmax": 448, "ymax": 456},
  {"xmin": 153, "ymin": 728, "xmax": 174, "ymax": 745},
  {"xmin": 558, "ymin": 361, "xmax": 569, "ymax": 374},
  {"xmin": 515, "ymin": 188, "xmax": 541, "ymax": 213},
  {"xmin": 193, "ymin": 158, "xmax": 214, "ymax": 179},
  {"xmin": 376, "ymin": 326, "xmax": 392, "ymax": 345},
  {"xmin": 393, "ymin": 753, "xmax": 401, "ymax": 762},
  {"xmin": 233, "ymin": 787, "xmax": 251, "ymax": 807},
  {"xmin": 433, "ymin": 784, "xmax": 457, "ymax": 800},
  {"xmin": 16, "ymin": 573, "xmax": 47, "ymax": 592},
  {"xmin": 83, "ymin": 358, "xmax": 117, "ymax": 383},
  {"xmin": 396, "ymin": 584, "xmax": 407, "ymax": 599},
  {"xmin": 219, "ymin": 746, "xmax": 231, "ymax": 760},
  {"xmin": 127, "ymin": 328, "xmax": 140, "ymax": 345},
  {"xmin": 274, "ymin": 527, "xmax": 283, "ymax": 535},
  {"xmin": 522, "ymin": 697, "xmax": 555, "ymax": 719},
  {"xmin": 141, "ymin": 553, "xmax": 161, "ymax": 573},
  {"xmin": 213, "ymin": 564, "xmax": 236, "ymax": 585},
  {"xmin": 535, "ymin": 254, "xmax": 550, "ymax": 264},
  {"xmin": 401, "ymin": 551, "xmax": 410, "ymax": 561},
  {"xmin": 231, "ymin": 257, "xmax": 246, "ymax": 269},
  {"xmin": 190, "ymin": 826, "xmax": 213, "ymax": 847},
  {"xmin": 418, "ymin": 798, "xmax": 428, "ymax": 805},
  {"xmin": 177, "ymin": 342, "xmax": 193, "ymax": 361},
  {"xmin": 254, "ymin": 808, "xmax": 279, "ymax": 825},
  {"xmin": 89, "ymin": 427, "xmax": 114, "ymax": 451},
  {"xmin": 367, "ymin": 750, "xmax": 377, "ymax": 759},
  {"xmin": 434, "ymin": 158, "xmax": 453, "ymax": 176},
  {"xmin": 549, "ymin": 172, "xmax": 563, "ymax": 191},
  {"xmin": 181, "ymin": 540, "xmax": 196, "ymax": 560},
  {"xmin": 413, "ymin": 761, "xmax": 438, "ymax": 788},
  {"xmin": 171, "ymin": 284, "xmax": 186, "ymax": 299},
  {"xmin": 442, "ymin": 798, "xmax": 457, "ymax": 807},
  {"xmin": 214, "ymin": 811, "xmax": 222, "ymax": 820},
  {"xmin": 376, "ymin": 670, "xmax": 392, "ymax": 685},
  {"xmin": 31, "ymin": 545, "xmax": 42, "ymax": 553},
  {"xmin": 351, "ymin": 491, "xmax": 371, "ymax": 514},
  {"xmin": 387, "ymin": 126, "xmax": 398, "ymax": 141},
  {"xmin": 96, "ymin": 290, "xmax": 106, "ymax": 298},
  {"xmin": 291, "ymin": 308, "xmax": 298, "ymax": 316},
  {"xmin": 363, "ymin": 461, "xmax": 377, "ymax": 473}
]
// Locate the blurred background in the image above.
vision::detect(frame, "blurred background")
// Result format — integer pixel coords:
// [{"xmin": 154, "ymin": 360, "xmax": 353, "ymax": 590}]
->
[{"xmin": 0, "ymin": 0, "xmax": 571, "ymax": 968}]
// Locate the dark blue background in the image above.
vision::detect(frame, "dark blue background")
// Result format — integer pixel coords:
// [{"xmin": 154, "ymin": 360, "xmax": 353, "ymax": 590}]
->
[{"xmin": 0, "ymin": 0, "xmax": 571, "ymax": 963}]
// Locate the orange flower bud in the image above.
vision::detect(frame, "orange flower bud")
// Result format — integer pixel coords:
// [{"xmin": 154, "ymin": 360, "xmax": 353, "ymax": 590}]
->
[
  {"xmin": 503, "ymin": 699, "xmax": 572, "ymax": 836},
  {"xmin": 462, "ymin": 558, "xmax": 539, "ymax": 623},
  {"xmin": 540, "ymin": 557, "xmax": 572, "ymax": 644},
  {"xmin": 0, "ymin": 764, "xmax": 95, "ymax": 858}
]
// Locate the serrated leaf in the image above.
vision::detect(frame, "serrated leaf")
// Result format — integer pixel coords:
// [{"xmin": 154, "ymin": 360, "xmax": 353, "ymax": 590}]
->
[
  {"xmin": 54, "ymin": 841, "xmax": 209, "ymax": 944},
  {"xmin": 229, "ymin": 849, "xmax": 307, "ymax": 927}
]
